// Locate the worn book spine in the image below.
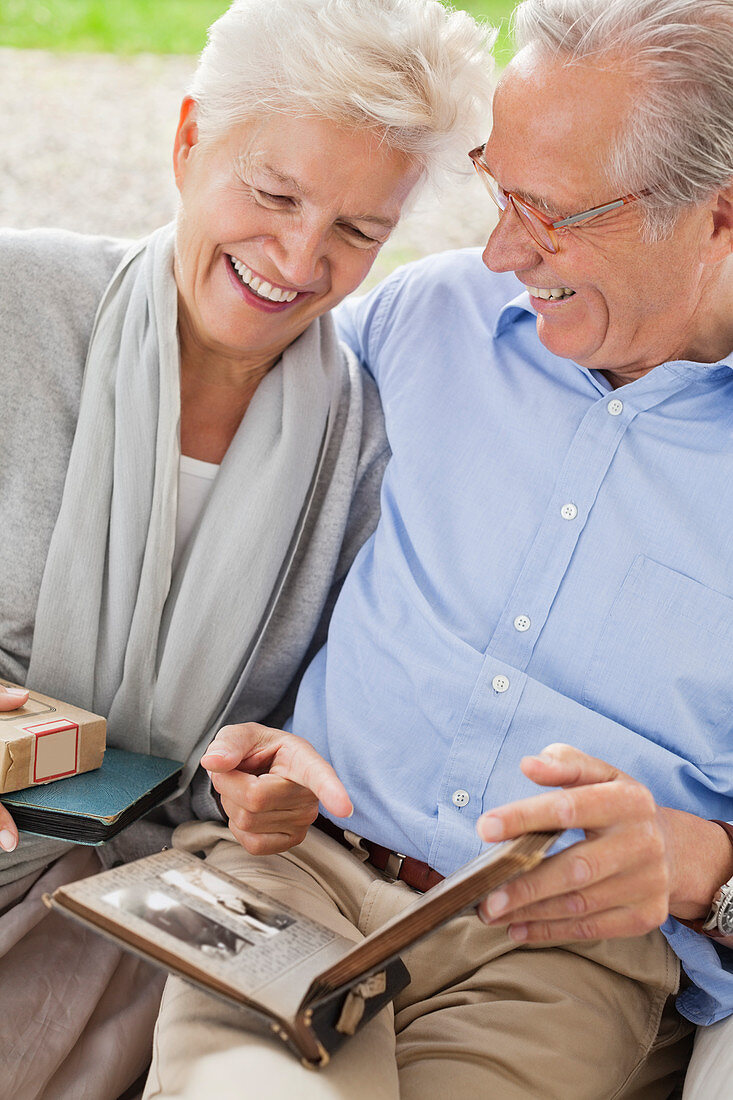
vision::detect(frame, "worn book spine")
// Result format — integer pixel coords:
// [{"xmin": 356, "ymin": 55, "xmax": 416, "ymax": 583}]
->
[{"xmin": 299, "ymin": 957, "xmax": 411, "ymax": 1065}]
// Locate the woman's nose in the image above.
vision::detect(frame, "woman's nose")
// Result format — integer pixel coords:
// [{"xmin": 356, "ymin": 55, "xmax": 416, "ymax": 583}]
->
[{"xmin": 264, "ymin": 225, "xmax": 327, "ymax": 289}]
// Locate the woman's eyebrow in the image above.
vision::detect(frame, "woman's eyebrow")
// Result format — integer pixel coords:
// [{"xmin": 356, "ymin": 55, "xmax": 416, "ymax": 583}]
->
[
  {"xmin": 238, "ymin": 155, "xmax": 299, "ymax": 189},
  {"xmin": 237, "ymin": 152, "xmax": 303, "ymax": 192},
  {"xmin": 259, "ymin": 164, "xmax": 301, "ymax": 190},
  {"xmin": 350, "ymin": 213, "xmax": 398, "ymax": 231},
  {"xmin": 239, "ymin": 154, "xmax": 396, "ymax": 230}
]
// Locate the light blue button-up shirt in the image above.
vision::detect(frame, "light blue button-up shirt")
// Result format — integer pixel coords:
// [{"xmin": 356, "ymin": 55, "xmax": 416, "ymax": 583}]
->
[{"xmin": 291, "ymin": 249, "xmax": 733, "ymax": 1024}]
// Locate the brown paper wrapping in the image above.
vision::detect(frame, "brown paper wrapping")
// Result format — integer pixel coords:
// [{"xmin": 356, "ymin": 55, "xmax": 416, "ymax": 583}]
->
[{"xmin": 0, "ymin": 682, "xmax": 106, "ymax": 794}]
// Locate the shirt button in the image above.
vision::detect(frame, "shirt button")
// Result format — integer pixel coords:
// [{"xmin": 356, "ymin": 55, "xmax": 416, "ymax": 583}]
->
[
  {"xmin": 492, "ymin": 674, "xmax": 510, "ymax": 693},
  {"xmin": 607, "ymin": 398, "xmax": 624, "ymax": 416},
  {"xmin": 452, "ymin": 789, "xmax": 470, "ymax": 807},
  {"xmin": 513, "ymin": 614, "xmax": 531, "ymax": 632},
  {"xmin": 561, "ymin": 503, "xmax": 578, "ymax": 520}
]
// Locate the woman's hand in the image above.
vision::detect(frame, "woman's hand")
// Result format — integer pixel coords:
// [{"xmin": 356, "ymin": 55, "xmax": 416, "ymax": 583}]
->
[
  {"xmin": 0, "ymin": 686, "xmax": 26, "ymax": 853},
  {"xmin": 0, "ymin": 684, "xmax": 29, "ymax": 711},
  {"xmin": 201, "ymin": 722, "xmax": 352, "ymax": 856},
  {"xmin": 0, "ymin": 803, "xmax": 18, "ymax": 853},
  {"xmin": 475, "ymin": 743, "xmax": 733, "ymax": 943}
]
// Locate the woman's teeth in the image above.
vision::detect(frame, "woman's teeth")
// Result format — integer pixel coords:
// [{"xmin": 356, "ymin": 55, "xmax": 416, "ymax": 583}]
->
[
  {"xmin": 528, "ymin": 286, "xmax": 575, "ymax": 300},
  {"xmin": 229, "ymin": 257, "xmax": 298, "ymax": 303}
]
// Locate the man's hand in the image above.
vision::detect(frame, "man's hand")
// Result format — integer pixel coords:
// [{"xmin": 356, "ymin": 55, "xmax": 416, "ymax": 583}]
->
[
  {"xmin": 201, "ymin": 722, "xmax": 353, "ymax": 856},
  {"xmin": 476, "ymin": 743, "xmax": 733, "ymax": 944}
]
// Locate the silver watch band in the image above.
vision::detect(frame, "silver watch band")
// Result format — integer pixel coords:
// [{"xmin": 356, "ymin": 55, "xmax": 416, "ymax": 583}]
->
[{"xmin": 703, "ymin": 821, "xmax": 733, "ymax": 937}]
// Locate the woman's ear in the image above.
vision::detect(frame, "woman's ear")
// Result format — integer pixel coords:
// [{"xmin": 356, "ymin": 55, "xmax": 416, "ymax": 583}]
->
[
  {"xmin": 701, "ymin": 182, "xmax": 733, "ymax": 265},
  {"xmin": 173, "ymin": 97, "xmax": 200, "ymax": 189}
]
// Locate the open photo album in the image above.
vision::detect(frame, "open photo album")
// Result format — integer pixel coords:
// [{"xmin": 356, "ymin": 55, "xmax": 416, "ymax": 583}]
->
[{"xmin": 45, "ymin": 829, "xmax": 560, "ymax": 1067}]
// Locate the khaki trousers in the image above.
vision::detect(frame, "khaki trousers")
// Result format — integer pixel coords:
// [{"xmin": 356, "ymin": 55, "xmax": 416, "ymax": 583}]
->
[{"xmin": 144, "ymin": 827, "xmax": 694, "ymax": 1100}]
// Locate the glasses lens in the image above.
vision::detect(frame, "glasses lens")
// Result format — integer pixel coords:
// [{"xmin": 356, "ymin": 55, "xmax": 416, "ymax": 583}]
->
[
  {"xmin": 468, "ymin": 148, "xmax": 559, "ymax": 254},
  {"xmin": 470, "ymin": 156, "xmax": 507, "ymax": 213},
  {"xmin": 511, "ymin": 202, "xmax": 558, "ymax": 254}
]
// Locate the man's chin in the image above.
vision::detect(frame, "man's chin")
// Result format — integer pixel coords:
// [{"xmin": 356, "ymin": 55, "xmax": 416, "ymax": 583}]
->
[{"xmin": 535, "ymin": 317, "xmax": 596, "ymax": 368}]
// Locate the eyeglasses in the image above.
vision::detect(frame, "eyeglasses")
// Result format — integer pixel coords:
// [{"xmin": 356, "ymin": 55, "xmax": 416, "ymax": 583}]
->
[{"xmin": 469, "ymin": 145, "xmax": 645, "ymax": 255}]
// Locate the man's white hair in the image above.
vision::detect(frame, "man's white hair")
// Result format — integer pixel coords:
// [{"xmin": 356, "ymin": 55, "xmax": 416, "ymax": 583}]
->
[
  {"xmin": 189, "ymin": 0, "xmax": 495, "ymax": 188},
  {"xmin": 513, "ymin": 0, "xmax": 733, "ymax": 238}
]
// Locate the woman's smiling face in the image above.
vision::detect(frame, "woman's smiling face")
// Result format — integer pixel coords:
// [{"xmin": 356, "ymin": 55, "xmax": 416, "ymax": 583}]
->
[{"xmin": 172, "ymin": 99, "xmax": 420, "ymax": 374}]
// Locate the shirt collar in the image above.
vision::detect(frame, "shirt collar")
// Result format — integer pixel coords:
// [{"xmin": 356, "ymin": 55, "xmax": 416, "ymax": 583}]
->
[{"xmin": 493, "ymin": 289, "xmax": 533, "ymax": 338}]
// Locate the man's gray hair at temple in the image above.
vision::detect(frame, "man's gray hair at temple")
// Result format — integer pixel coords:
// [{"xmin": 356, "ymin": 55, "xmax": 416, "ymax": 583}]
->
[
  {"xmin": 513, "ymin": 0, "xmax": 733, "ymax": 239},
  {"xmin": 189, "ymin": 0, "xmax": 494, "ymax": 188}
]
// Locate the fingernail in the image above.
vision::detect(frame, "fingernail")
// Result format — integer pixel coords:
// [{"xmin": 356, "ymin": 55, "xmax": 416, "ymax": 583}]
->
[
  {"xmin": 202, "ymin": 748, "xmax": 228, "ymax": 759},
  {"xmin": 479, "ymin": 816, "xmax": 504, "ymax": 841},
  {"xmin": 486, "ymin": 890, "xmax": 509, "ymax": 918},
  {"xmin": 5, "ymin": 688, "xmax": 28, "ymax": 698},
  {"xmin": 0, "ymin": 830, "xmax": 17, "ymax": 852},
  {"xmin": 508, "ymin": 923, "xmax": 528, "ymax": 942}
]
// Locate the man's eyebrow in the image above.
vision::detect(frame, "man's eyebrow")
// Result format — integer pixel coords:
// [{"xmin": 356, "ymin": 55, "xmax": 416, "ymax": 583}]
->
[
  {"xmin": 518, "ymin": 188, "xmax": 559, "ymax": 215},
  {"xmin": 483, "ymin": 156, "xmax": 563, "ymax": 217}
]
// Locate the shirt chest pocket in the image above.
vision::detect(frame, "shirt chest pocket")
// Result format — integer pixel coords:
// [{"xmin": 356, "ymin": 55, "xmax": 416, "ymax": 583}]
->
[{"xmin": 581, "ymin": 555, "xmax": 733, "ymax": 766}]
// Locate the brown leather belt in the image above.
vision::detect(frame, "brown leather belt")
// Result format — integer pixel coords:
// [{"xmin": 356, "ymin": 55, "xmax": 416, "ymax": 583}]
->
[{"xmin": 315, "ymin": 815, "xmax": 444, "ymax": 893}]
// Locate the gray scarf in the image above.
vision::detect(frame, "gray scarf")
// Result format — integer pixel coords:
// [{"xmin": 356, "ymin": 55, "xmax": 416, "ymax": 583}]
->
[{"xmin": 29, "ymin": 224, "xmax": 343, "ymax": 785}]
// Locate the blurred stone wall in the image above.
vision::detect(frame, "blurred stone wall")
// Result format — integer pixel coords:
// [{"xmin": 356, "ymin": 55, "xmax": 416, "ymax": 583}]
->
[{"xmin": 0, "ymin": 48, "xmax": 497, "ymax": 287}]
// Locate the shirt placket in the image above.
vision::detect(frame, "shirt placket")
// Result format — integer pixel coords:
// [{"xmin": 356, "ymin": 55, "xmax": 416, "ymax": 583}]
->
[{"xmin": 429, "ymin": 378, "xmax": 688, "ymax": 871}]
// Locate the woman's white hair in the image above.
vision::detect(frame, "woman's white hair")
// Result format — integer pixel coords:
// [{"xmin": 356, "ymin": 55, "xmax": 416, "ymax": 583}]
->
[
  {"xmin": 512, "ymin": 0, "xmax": 733, "ymax": 239},
  {"xmin": 189, "ymin": 0, "xmax": 495, "ymax": 187}
]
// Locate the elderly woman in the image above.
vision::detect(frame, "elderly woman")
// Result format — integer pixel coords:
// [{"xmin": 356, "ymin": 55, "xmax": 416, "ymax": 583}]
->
[{"xmin": 0, "ymin": 0, "xmax": 492, "ymax": 1095}]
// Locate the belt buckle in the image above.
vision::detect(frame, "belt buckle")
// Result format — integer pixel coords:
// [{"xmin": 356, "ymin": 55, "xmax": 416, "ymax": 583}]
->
[{"xmin": 384, "ymin": 850, "xmax": 407, "ymax": 882}]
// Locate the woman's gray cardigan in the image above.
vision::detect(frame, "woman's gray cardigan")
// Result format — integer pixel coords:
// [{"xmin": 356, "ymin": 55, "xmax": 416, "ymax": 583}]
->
[{"xmin": 0, "ymin": 227, "xmax": 389, "ymax": 883}]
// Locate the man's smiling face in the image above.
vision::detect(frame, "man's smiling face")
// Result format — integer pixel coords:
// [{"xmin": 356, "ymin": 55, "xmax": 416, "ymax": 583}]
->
[{"xmin": 482, "ymin": 49, "xmax": 720, "ymax": 385}]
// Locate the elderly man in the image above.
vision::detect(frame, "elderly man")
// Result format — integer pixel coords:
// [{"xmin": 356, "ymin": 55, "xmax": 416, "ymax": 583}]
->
[{"xmin": 146, "ymin": 1, "xmax": 733, "ymax": 1097}]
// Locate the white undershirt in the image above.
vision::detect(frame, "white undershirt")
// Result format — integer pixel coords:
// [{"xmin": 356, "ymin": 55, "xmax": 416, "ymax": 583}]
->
[{"xmin": 173, "ymin": 454, "xmax": 220, "ymax": 573}]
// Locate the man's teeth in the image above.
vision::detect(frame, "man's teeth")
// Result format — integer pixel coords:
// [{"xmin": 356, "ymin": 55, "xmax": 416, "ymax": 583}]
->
[
  {"xmin": 528, "ymin": 285, "xmax": 575, "ymax": 301},
  {"xmin": 230, "ymin": 257, "xmax": 298, "ymax": 303}
]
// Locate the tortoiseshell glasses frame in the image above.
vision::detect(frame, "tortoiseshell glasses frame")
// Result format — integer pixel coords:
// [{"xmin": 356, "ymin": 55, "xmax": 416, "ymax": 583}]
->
[{"xmin": 469, "ymin": 145, "xmax": 646, "ymax": 255}]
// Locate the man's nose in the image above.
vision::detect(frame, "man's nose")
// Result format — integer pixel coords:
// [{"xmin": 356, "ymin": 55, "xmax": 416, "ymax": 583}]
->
[{"xmin": 482, "ymin": 202, "xmax": 542, "ymax": 275}]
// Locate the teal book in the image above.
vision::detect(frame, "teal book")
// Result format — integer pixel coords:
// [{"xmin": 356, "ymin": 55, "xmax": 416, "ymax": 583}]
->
[{"xmin": 0, "ymin": 747, "xmax": 183, "ymax": 844}]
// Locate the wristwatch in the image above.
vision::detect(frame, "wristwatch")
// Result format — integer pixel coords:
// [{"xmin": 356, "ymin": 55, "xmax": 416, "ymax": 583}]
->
[
  {"xmin": 703, "ymin": 878, "xmax": 733, "ymax": 937},
  {"xmin": 701, "ymin": 821, "xmax": 733, "ymax": 940}
]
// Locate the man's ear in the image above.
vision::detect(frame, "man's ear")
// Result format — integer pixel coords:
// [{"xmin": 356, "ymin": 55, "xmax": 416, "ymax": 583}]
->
[
  {"xmin": 701, "ymin": 181, "xmax": 733, "ymax": 265},
  {"xmin": 173, "ymin": 96, "xmax": 200, "ymax": 189}
]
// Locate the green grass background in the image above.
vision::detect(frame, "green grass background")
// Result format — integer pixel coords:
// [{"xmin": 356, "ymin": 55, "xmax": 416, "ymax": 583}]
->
[{"xmin": 0, "ymin": 1, "xmax": 516, "ymax": 60}]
